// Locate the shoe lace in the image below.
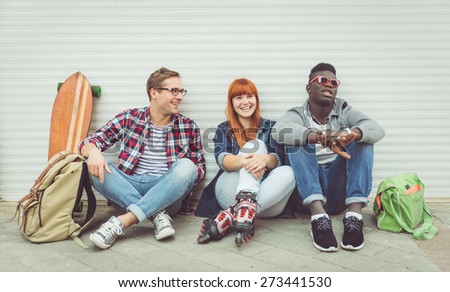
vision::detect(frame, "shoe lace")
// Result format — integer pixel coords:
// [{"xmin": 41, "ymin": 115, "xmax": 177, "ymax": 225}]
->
[
  {"xmin": 98, "ymin": 221, "xmax": 123, "ymax": 241},
  {"xmin": 153, "ymin": 212, "xmax": 172, "ymax": 230},
  {"xmin": 315, "ymin": 217, "xmax": 332, "ymax": 231},
  {"xmin": 345, "ymin": 216, "xmax": 363, "ymax": 232}
]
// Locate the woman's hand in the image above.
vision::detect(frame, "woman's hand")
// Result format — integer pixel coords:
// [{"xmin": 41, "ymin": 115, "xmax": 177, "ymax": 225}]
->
[{"xmin": 242, "ymin": 153, "xmax": 269, "ymax": 180}]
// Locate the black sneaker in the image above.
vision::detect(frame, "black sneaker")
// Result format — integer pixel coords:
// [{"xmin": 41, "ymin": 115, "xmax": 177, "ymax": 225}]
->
[
  {"xmin": 341, "ymin": 216, "xmax": 364, "ymax": 250},
  {"xmin": 310, "ymin": 216, "xmax": 338, "ymax": 252}
]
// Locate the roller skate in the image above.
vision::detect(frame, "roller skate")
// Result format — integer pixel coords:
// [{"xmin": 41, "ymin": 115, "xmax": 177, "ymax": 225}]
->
[
  {"xmin": 232, "ymin": 191, "xmax": 257, "ymax": 247},
  {"xmin": 197, "ymin": 207, "xmax": 234, "ymax": 244}
]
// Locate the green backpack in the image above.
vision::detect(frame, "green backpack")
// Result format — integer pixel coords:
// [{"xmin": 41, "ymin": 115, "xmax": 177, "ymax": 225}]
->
[{"xmin": 373, "ymin": 172, "xmax": 437, "ymax": 240}]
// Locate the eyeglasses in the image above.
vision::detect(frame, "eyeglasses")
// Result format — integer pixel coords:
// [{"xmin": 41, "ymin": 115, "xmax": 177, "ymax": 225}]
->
[
  {"xmin": 309, "ymin": 76, "xmax": 340, "ymax": 88},
  {"xmin": 157, "ymin": 88, "xmax": 187, "ymax": 96}
]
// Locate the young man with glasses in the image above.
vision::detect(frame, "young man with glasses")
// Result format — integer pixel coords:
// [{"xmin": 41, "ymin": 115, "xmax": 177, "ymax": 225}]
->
[
  {"xmin": 272, "ymin": 63, "xmax": 384, "ymax": 252},
  {"xmin": 79, "ymin": 67, "xmax": 206, "ymax": 249}
]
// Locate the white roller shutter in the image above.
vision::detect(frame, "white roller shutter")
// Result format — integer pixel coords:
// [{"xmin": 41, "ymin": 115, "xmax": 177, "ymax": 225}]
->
[{"xmin": 1, "ymin": 0, "xmax": 449, "ymax": 202}]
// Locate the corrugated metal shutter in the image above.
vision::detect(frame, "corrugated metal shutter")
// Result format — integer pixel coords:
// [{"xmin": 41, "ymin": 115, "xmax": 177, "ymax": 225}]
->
[{"xmin": 1, "ymin": 0, "xmax": 449, "ymax": 202}]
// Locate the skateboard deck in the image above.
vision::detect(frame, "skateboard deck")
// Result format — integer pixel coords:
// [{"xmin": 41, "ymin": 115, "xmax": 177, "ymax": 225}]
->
[{"xmin": 48, "ymin": 72, "xmax": 94, "ymax": 160}]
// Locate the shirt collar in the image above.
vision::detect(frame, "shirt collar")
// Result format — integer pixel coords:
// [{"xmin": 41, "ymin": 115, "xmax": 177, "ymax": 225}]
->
[{"xmin": 146, "ymin": 105, "xmax": 178, "ymax": 129}]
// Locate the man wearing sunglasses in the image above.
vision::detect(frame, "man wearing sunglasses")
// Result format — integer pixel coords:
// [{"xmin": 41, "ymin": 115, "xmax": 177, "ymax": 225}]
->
[
  {"xmin": 272, "ymin": 63, "xmax": 384, "ymax": 252},
  {"xmin": 79, "ymin": 67, "xmax": 206, "ymax": 249}
]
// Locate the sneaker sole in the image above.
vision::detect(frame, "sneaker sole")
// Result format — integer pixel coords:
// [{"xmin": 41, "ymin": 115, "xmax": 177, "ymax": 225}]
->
[
  {"xmin": 89, "ymin": 233, "xmax": 112, "ymax": 249},
  {"xmin": 155, "ymin": 228, "xmax": 175, "ymax": 240},
  {"xmin": 310, "ymin": 231, "xmax": 338, "ymax": 252},
  {"xmin": 340, "ymin": 241, "xmax": 364, "ymax": 251}
]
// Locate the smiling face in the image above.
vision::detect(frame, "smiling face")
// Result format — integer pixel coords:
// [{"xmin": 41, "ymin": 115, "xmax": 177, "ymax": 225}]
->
[
  {"xmin": 232, "ymin": 94, "xmax": 257, "ymax": 122},
  {"xmin": 306, "ymin": 70, "xmax": 338, "ymax": 107},
  {"xmin": 150, "ymin": 77, "xmax": 184, "ymax": 117}
]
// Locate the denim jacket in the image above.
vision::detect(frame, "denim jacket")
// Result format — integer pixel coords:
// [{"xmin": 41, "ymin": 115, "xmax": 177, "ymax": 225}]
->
[
  {"xmin": 214, "ymin": 118, "xmax": 281, "ymax": 169},
  {"xmin": 196, "ymin": 118, "xmax": 282, "ymax": 217}
]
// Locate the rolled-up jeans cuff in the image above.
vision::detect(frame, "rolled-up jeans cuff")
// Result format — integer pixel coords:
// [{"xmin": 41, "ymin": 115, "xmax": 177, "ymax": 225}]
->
[
  {"xmin": 302, "ymin": 194, "xmax": 327, "ymax": 206},
  {"xmin": 345, "ymin": 197, "xmax": 369, "ymax": 208},
  {"xmin": 127, "ymin": 204, "xmax": 147, "ymax": 224}
]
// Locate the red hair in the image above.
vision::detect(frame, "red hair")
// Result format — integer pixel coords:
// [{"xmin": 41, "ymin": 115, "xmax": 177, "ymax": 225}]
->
[{"xmin": 226, "ymin": 78, "xmax": 261, "ymax": 147}]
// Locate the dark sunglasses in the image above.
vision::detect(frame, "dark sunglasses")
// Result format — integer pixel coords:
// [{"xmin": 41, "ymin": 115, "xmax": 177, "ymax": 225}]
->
[{"xmin": 309, "ymin": 76, "xmax": 340, "ymax": 88}]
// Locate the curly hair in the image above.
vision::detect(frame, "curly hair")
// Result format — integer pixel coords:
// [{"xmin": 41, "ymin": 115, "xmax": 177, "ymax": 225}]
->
[{"xmin": 309, "ymin": 63, "xmax": 336, "ymax": 80}]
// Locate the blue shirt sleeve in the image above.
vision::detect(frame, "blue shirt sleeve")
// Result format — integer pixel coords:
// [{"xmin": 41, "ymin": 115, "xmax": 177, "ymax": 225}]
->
[{"xmin": 213, "ymin": 123, "xmax": 235, "ymax": 169}]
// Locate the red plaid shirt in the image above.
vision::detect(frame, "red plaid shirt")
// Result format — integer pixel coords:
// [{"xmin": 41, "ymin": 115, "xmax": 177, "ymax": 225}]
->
[{"xmin": 79, "ymin": 107, "xmax": 206, "ymax": 183}]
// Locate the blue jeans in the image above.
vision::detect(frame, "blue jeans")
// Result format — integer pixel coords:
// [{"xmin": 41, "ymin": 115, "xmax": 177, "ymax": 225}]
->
[
  {"xmin": 286, "ymin": 142, "xmax": 374, "ymax": 215},
  {"xmin": 91, "ymin": 158, "xmax": 197, "ymax": 223}
]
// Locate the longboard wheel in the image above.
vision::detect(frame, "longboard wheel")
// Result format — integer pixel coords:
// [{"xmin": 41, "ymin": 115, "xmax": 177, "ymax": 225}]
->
[
  {"xmin": 91, "ymin": 85, "xmax": 101, "ymax": 97},
  {"xmin": 57, "ymin": 82, "xmax": 102, "ymax": 97}
]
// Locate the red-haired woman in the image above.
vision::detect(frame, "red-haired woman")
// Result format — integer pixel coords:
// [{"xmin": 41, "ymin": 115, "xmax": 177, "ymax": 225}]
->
[{"xmin": 196, "ymin": 78, "xmax": 295, "ymax": 247}]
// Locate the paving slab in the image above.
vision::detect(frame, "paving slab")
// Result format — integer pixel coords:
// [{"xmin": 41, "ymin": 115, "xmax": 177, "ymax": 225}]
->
[{"xmin": 0, "ymin": 201, "xmax": 448, "ymax": 272}]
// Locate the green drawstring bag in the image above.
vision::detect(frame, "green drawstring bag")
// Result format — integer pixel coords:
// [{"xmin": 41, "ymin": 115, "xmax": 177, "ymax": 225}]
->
[{"xmin": 373, "ymin": 172, "xmax": 437, "ymax": 240}]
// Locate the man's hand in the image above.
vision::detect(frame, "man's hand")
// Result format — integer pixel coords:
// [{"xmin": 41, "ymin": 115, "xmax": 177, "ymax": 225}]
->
[
  {"xmin": 329, "ymin": 131, "xmax": 356, "ymax": 159},
  {"xmin": 317, "ymin": 129, "xmax": 357, "ymax": 159},
  {"xmin": 81, "ymin": 144, "xmax": 111, "ymax": 183}
]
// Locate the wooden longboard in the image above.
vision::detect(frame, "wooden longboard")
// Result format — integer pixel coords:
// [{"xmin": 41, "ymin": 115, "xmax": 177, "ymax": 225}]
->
[{"xmin": 48, "ymin": 72, "xmax": 93, "ymax": 160}]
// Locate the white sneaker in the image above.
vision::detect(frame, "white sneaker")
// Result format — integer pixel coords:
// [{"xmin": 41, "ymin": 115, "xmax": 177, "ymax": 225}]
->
[
  {"xmin": 152, "ymin": 210, "xmax": 175, "ymax": 240},
  {"xmin": 89, "ymin": 216, "xmax": 124, "ymax": 249}
]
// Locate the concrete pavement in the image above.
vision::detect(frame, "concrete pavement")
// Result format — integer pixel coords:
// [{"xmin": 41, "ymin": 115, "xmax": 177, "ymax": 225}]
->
[{"xmin": 0, "ymin": 201, "xmax": 449, "ymax": 272}]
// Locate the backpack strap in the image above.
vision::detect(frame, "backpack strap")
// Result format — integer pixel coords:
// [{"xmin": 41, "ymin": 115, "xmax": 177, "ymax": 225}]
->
[
  {"xmin": 411, "ymin": 199, "xmax": 438, "ymax": 240},
  {"xmin": 384, "ymin": 187, "xmax": 437, "ymax": 240},
  {"xmin": 70, "ymin": 162, "xmax": 96, "ymax": 248},
  {"xmin": 13, "ymin": 152, "xmax": 75, "ymax": 223},
  {"xmin": 78, "ymin": 162, "xmax": 96, "ymax": 230}
]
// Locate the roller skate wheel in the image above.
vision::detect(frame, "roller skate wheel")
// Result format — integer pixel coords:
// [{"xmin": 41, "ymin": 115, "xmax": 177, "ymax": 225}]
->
[
  {"xmin": 235, "ymin": 232, "xmax": 244, "ymax": 247},
  {"xmin": 197, "ymin": 233, "xmax": 211, "ymax": 244}
]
